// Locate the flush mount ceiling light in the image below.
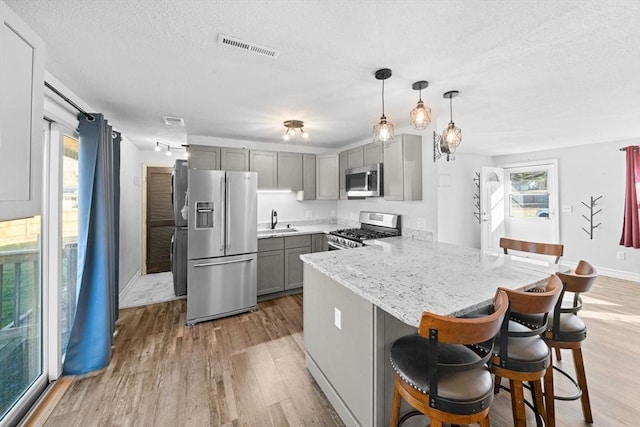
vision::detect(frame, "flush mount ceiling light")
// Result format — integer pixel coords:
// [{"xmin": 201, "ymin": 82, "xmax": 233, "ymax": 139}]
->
[
  {"xmin": 373, "ymin": 68, "xmax": 395, "ymax": 147},
  {"xmin": 282, "ymin": 120, "xmax": 308, "ymax": 141},
  {"xmin": 410, "ymin": 81, "xmax": 432, "ymax": 130},
  {"xmin": 433, "ymin": 90, "xmax": 462, "ymax": 162}
]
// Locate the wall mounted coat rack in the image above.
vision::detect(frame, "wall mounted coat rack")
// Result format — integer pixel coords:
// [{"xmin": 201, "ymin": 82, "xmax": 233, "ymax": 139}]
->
[
  {"xmin": 581, "ymin": 195, "xmax": 603, "ymax": 239},
  {"xmin": 473, "ymin": 172, "xmax": 481, "ymax": 224}
]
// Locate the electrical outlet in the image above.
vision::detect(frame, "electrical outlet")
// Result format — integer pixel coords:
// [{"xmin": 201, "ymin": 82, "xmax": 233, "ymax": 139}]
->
[
  {"xmin": 334, "ymin": 308, "xmax": 341, "ymax": 330},
  {"xmin": 417, "ymin": 218, "xmax": 426, "ymax": 229},
  {"xmin": 617, "ymin": 251, "xmax": 626, "ymax": 260},
  {"xmin": 561, "ymin": 205, "xmax": 572, "ymax": 213},
  {"xmin": 133, "ymin": 176, "xmax": 140, "ymax": 186},
  {"xmin": 330, "ymin": 210, "xmax": 336, "ymax": 218},
  {"xmin": 305, "ymin": 210, "xmax": 312, "ymax": 219}
]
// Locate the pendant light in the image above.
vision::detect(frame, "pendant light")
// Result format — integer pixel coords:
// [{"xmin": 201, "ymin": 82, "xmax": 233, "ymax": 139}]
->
[
  {"xmin": 410, "ymin": 81, "xmax": 432, "ymax": 130},
  {"xmin": 434, "ymin": 90, "xmax": 462, "ymax": 162},
  {"xmin": 373, "ymin": 68, "xmax": 395, "ymax": 146}
]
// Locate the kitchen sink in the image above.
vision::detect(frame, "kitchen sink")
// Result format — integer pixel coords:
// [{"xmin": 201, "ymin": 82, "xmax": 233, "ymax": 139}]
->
[{"xmin": 258, "ymin": 228, "xmax": 298, "ymax": 235}]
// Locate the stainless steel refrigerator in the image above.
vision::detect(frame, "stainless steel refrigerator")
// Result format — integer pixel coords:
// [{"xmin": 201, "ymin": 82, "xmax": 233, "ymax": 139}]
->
[
  {"xmin": 186, "ymin": 169, "xmax": 257, "ymax": 325},
  {"xmin": 171, "ymin": 159, "xmax": 188, "ymax": 297}
]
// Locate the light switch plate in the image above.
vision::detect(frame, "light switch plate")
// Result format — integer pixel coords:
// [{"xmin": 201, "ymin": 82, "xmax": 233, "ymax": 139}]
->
[
  {"xmin": 334, "ymin": 308, "xmax": 341, "ymax": 330},
  {"xmin": 561, "ymin": 205, "xmax": 572, "ymax": 213}
]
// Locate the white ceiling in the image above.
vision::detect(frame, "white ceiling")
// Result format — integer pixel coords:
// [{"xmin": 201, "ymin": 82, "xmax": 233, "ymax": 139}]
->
[{"xmin": 6, "ymin": 0, "xmax": 640, "ymax": 155}]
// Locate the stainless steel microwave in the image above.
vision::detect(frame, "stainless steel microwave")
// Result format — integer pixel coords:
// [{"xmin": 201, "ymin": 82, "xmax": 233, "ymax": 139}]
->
[{"xmin": 346, "ymin": 163, "xmax": 383, "ymax": 197}]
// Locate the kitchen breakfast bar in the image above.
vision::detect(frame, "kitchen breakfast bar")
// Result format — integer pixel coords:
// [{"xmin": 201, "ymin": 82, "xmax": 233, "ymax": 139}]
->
[{"xmin": 300, "ymin": 237, "xmax": 558, "ymax": 427}]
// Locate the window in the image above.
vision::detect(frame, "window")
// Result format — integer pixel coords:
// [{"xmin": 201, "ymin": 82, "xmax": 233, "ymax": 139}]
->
[
  {"xmin": 61, "ymin": 135, "xmax": 79, "ymax": 356},
  {"xmin": 508, "ymin": 170, "xmax": 550, "ymax": 218},
  {"xmin": 0, "ymin": 216, "xmax": 42, "ymax": 419}
]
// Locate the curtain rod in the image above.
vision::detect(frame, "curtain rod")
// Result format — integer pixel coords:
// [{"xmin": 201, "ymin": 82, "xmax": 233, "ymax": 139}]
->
[
  {"xmin": 619, "ymin": 146, "xmax": 639, "ymax": 151},
  {"xmin": 44, "ymin": 81, "xmax": 95, "ymax": 122}
]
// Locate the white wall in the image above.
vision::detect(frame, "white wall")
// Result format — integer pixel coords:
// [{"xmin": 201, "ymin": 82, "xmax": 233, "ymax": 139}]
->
[
  {"xmin": 118, "ymin": 137, "xmax": 142, "ymax": 288},
  {"xmin": 336, "ymin": 129, "xmax": 438, "ymax": 237},
  {"xmin": 494, "ymin": 139, "xmax": 640, "ymax": 280},
  {"xmin": 257, "ymin": 192, "xmax": 336, "ymax": 225},
  {"xmin": 436, "ymin": 152, "xmax": 493, "ymax": 248}
]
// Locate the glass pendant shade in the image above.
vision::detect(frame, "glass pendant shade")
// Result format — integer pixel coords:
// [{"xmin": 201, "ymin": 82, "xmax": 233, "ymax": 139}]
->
[
  {"xmin": 410, "ymin": 100, "xmax": 432, "ymax": 130},
  {"xmin": 373, "ymin": 116, "xmax": 395, "ymax": 145},
  {"xmin": 441, "ymin": 122, "xmax": 462, "ymax": 153}
]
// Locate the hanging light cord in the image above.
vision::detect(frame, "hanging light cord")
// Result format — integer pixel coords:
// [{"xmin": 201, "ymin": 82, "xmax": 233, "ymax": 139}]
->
[
  {"xmin": 419, "ymin": 87, "xmax": 423, "ymax": 103},
  {"xmin": 449, "ymin": 95, "xmax": 453, "ymax": 122},
  {"xmin": 381, "ymin": 78, "xmax": 386, "ymax": 118}
]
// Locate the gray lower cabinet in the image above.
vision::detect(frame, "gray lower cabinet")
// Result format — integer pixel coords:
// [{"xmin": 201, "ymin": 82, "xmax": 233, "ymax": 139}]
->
[
  {"xmin": 285, "ymin": 247, "xmax": 311, "ymax": 290},
  {"xmin": 257, "ymin": 250, "xmax": 285, "ymax": 295},
  {"xmin": 257, "ymin": 237, "xmax": 285, "ymax": 296},
  {"xmin": 258, "ymin": 234, "xmax": 315, "ymax": 295},
  {"xmin": 311, "ymin": 233, "xmax": 327, "ymax": 252}
]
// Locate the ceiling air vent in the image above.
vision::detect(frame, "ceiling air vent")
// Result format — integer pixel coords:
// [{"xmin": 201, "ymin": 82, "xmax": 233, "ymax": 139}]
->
[
  {"xmin": 217, "ymin": 33, "xmax": 280, "ymax": 59},
  {"xmin": 162, "ymin": 116, "xmax": 185, "ymax": 127}
]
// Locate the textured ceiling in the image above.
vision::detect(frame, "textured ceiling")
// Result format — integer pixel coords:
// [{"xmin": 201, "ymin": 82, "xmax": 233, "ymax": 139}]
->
[{"xmin": 5, "ymin": 0, "xmax": 640, "ymax": 155}]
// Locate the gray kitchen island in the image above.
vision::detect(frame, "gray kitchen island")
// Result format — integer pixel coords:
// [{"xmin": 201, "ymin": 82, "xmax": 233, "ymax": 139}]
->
[{"xmin": 300, "ymin": 237, "xmax": 558, "ymax": 427}]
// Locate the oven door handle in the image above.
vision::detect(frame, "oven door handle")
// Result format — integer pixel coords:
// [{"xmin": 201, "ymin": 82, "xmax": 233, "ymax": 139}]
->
[{"xmin": 327, "ymin": 241, "xmax": 347, "ymax": 250}]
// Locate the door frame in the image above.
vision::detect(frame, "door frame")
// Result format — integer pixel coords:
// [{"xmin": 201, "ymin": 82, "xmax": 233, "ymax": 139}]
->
[
  {"xmin": 141, "ymin": 162, "xmax": 174, "ymax": 274},
  {"xmin": 497, "ymin": 159, "xmax": 560, "ymax": 243}
]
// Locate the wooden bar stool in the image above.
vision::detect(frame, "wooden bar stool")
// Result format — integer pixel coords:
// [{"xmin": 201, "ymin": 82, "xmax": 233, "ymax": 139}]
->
[
  {"xmin": 389, "ymin": 290, "xmax": 508, "ymax": 427},
  {"xmin": 544, "ymin": 260, "xmax": 598, "ymax": 427},
  {"xmin": 499, "ymin": 237, "xmax": 564, "ymax": 264},
  {"xmin": 491, "ymin": 275, "xmax": 562, "ymax": 427}
]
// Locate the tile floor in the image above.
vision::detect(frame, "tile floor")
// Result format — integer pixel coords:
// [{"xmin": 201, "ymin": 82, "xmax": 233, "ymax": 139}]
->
[{"xmin": 119, "ymin": 271, "xmax": 180, "ymax": 308}]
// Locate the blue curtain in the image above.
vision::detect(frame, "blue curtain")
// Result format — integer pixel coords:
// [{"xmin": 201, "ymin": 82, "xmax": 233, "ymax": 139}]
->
[{"xmin": 63, "ymin": 114, "xmax": 120, "ymax": 375}]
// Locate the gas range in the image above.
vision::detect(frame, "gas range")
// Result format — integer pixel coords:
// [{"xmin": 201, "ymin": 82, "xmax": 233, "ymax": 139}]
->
[{"xmin": 327, "ymin": 212, "xmax": 401, "ymax": 250}]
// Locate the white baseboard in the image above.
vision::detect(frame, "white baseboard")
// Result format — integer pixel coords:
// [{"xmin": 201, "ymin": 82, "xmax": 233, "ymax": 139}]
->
[
  {"xmin": 119, "ymin": 269, "xmax": 141, "ymax": 297},
  {"xmin": 560, "ymin": 261, "xmax": 640, "ymax": 283}
]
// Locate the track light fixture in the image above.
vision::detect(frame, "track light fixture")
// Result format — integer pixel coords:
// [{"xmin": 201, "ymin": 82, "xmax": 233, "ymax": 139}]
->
[{"xmin": 155, "ymin": 141, "xmax": 187, "ymax": 157}]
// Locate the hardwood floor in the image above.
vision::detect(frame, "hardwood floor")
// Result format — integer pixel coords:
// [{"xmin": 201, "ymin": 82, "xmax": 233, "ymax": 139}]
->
[{"xmin": 40, "ymin": 276, "xmax": 639, "ymax": 426}]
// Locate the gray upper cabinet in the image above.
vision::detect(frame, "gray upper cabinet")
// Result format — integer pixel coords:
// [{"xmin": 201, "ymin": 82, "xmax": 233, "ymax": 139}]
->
[
  {"xmin": 339, "ymin": 151, "xmax": 348, "ymax": 200},
  {"xmin": 277, "ymin": 152, "xmax": 303, "ymax": 191},
  {"xmin": 383, "ymin": 134, "xmax": 423, "ymax": 201},
  {"xmin": 316, "ymin": 154, "xmax": 339, "ymax": 200},
  {"xmin": 0, "ymin": 3, "xmax": 45, "ymax": 221},
  {"xmin": 220, "ymin": 147, "xmax": 249, "ymax": 171},
  {"xmin": 188, "ymin": 144, "xmax": 220, "ymax": 170},
  {"xmin": 250, "ymin": 150, "xmax": 278, "ymax": 189},
  {"xmin": 363, "ymin": 142, "xmax": 383, "ymax": 165},
  {"xmin": 347, "ymin": 146, "xmax": 364, "ymax": 169},
  {"xmin": 298, "ymin": 154, "xmax": 316, "ymax": 200}
]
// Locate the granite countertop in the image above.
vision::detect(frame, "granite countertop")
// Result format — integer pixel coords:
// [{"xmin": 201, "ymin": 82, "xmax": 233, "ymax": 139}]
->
[
  {"xmin": 300, "ymin": 236, "xmax": 558, "ymax": 327},
  {"xmin": 257, "ymin": 223, "xmax": 340, "ymax": 239}
]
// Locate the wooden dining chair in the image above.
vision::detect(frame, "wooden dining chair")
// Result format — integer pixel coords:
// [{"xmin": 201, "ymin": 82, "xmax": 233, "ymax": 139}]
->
[
  {"xmin": 543, "ymin": 260, "xmax": 598, "ymax": 427},
  {"xmin": 499, "ymin": 237, "xmax": 564, "ymax": 264},
  {"xmin": 389, "ymin": 290, "xmax": 509, "ymax": 427},
  {"xmin": 491, "ymin": 275, "xmax": 563, "ymax": 427}
]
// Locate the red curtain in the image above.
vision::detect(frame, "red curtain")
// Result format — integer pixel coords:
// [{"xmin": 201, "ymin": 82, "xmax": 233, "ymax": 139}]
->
[{"xmin": 620, "ymin": 145, "xmax": 640, "ymax": 248}]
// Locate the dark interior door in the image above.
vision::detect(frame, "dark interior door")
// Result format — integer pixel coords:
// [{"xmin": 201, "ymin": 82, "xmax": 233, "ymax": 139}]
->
[{"xmin": 146, "ymin": 166, "xmax": 174, "ymax": 273}]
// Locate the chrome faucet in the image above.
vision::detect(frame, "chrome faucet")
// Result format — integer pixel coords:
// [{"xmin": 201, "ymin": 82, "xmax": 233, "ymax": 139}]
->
[{"xmin": 270, "ymin": 209, "xmax": 278, "ymax": 229}]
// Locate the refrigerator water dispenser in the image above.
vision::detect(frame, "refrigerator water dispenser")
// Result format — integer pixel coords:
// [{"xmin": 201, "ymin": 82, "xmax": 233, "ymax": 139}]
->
[{"xmin": 195, "ymin": 201, "xmax": 214, "ymax": 229}]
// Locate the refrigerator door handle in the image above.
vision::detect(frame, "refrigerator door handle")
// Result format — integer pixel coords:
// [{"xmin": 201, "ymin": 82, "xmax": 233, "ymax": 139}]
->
[
  {"xmin": 226, "ymin": 176, "xmax": 231, "ymax": 249},
  {"xmin": 192, "ymin": 258, "xmax": 254, "ymax": 268},
  {"xmin": 220, "ymin": 177, "xmax": 225, "ymax": 251}
]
